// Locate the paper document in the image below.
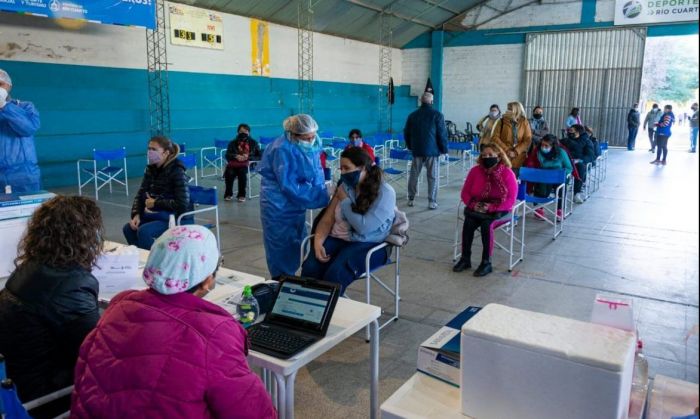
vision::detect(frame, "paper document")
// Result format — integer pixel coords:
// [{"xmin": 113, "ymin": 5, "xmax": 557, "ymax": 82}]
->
[{"xmin": 92, "ymin": 246, "xmax": 141, "ymax": 296}]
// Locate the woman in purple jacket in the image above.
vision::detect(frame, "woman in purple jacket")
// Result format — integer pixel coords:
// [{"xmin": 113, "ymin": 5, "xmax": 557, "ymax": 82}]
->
[{"xmin": 71, "ymin": 226, "xmax": 275, "ymax": 419}]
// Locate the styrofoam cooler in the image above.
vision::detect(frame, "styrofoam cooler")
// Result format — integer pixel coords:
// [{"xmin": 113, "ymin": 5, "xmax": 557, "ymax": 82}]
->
[{"xmin": 460, "ymin": 304, "xmax": 636, "ymax": 419}]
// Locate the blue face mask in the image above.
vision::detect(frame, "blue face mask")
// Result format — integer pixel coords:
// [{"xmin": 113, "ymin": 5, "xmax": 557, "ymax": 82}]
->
[
  {"xmin": 350, "ymin": 138, "xmax": 363, "ymax": 147},
  {"xmin": 541, "ymin": 146, "xmax": 552, "ymax": 154},
  {"xmin": 340, "ymin": 169, "xmax": 362, "ymax": 189},
  {"xmin": 294, "ymin": 134, "xmax": 320, "ymax": 154}
]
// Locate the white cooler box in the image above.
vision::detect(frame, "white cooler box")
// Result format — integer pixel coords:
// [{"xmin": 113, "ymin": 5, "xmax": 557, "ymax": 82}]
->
[{"xmin": 461, "ymin": 304, "xmax": 636, "ymax": 419}]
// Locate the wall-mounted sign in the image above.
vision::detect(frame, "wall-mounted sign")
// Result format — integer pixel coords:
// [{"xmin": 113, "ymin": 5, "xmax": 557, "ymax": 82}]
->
[
  {"xmin": 250, "ymin": 19, "xmax": 270, "ymax": 76},
  {"xmin": 614, "ymin": 0, "xmax": 699, "ymax": 25},
  {"xmin": 169, "ymin": 3, "xmax": 223, "ymax": 50},
  {"xmin": 0, "ymin": 0, "xmax": 155, "ymax": 29}
]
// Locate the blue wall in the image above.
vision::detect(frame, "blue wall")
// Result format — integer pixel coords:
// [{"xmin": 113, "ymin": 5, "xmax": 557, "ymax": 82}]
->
[{"xmin": 0, "ymin": 60, "xmax": 416, "ymax": 188}]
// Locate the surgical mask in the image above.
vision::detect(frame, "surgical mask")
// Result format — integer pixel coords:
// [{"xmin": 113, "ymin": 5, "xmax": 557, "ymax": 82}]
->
[
  {"xmin": 533, "ymin": 113, "xmax": 543, "ymax": 120},
  {"xmin": 147, "ymin": 150, "xmax": 163, "ymax": 165},
  {"xmin": 489, "ymin": 111, "xmax": 499, "ymax": 119},
  {"xmin": 340, "ymin": 169, "xmax": 362, "ymax": 189},
  {"xmin": 482, "ymin": 157, "xmax": 498, "ymax": 169},
  {"xmin": 295, "ymin": 134, "xmax": 320, "ymax": 154},
  {"xmin": 350, "ymin": 138, "xmax": 363, "ymax": 147},
  {"xmin": 541, "ymin": 146, "xmax": 552, "ymax": 154},
  {"xmin": 0, "ymin": 87, "xmax": 7, "ymax": 104}
]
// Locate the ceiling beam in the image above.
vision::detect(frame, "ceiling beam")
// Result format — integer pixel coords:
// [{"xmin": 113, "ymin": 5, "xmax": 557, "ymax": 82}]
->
[
  {"xmin": 342, "ymin": 0, "xmax": 438, "ymax": 29},
  {"xmin": 420, "ymin": 0, "xmax": 461, "ymax": 15}
]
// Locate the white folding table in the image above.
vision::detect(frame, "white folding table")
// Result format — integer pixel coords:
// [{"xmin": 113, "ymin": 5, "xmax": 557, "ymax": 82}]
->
[{"xmin": 98, "ymin": 241, "xmax": 381, "ymax": 419}]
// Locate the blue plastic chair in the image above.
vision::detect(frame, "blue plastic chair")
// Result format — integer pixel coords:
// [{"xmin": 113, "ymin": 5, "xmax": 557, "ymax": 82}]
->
[
  {"xmin": 179, "ymin": 154, "xmax": 198, "ymax": 186},
  {"xmin": 178, "ymin": 185, "xmax": 220, "ymax": 250},
  {"xmin": 518, "ymin": 168, "xmax": 568, "ymax": 239},
  {"xmin": 77, "ymin": 148, "xmax": 129, "ymax": 200}
]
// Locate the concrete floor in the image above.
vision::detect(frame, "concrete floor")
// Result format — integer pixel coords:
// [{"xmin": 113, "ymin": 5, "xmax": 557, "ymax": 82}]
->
[{"xmin": 54, "ymin": 147, "xmax": 699, "ymax": 418}]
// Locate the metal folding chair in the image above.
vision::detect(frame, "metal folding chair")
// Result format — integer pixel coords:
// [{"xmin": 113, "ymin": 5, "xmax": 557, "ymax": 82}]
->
[
  {"xmin": 453, "ymin": 200, "xmax": 526, "ymax": 271},
  {"xmin": 246, "ymin": 160, "xmax": 261, "ymax": 199},
  {"xmin": 178, "ymin": 185, "xmax": 221, "ymax": 250},
  {"xmin": 518, "ymin": 168, "xmax": 568, "ymax": 240},
  {"xmin": 199, "ymin": 139, "xmax": 229, "ymax": 178},
  {"xmin": 300, "ymin": 234, "xmax": 401, "ymax": 341},
  {"xmin": 179, "ymin": 154, "xmax": 198, "ymax": 186},
  {"xmin": 77, "ymin": 147, "xmax": 129, "ymax": 200}
]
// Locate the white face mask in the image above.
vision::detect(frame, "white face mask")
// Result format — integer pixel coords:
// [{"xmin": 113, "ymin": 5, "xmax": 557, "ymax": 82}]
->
[
  {"xmin": 489, "ymin": 111, "xmax": 499, "ymax": 119},
  {"xmin": 0, "ymin": 87, "xmax": 8, "ymax": 104}
]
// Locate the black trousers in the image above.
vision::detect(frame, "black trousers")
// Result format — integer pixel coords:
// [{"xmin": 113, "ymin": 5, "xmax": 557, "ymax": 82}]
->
[
  {"xmin": 656, "ymin": 135, "xmax": 669, "ymax": 162},
  {"xmin": 224, "ymin": 166, "xmax": 248, "ymax": 198},
  {"xmin": 461, "ymin": 209, "xmax": 507, "ymax": 263}
]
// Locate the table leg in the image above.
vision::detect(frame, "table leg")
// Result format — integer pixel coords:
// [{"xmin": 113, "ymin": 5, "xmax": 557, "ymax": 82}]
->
[
  {"xmin": 285, "ymin": 371, "xmax": 298, "ymax": 419},
  {"xmin": 370, "ymin": 319, "xmax": 379, "ymax": 419},
  {"xmin": 274, "ymin": 373, "xmax": 286, "ymax": 419}
]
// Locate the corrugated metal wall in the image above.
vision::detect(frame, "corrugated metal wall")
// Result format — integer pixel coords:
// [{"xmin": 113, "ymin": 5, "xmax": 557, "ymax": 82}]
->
[{"xmin": 522, "ymin": 28, "xmax": 646, "ymax": 146}]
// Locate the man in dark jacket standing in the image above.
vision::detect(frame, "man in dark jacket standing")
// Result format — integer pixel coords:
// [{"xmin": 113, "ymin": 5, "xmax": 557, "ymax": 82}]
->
[
  {"xmin": 404, "ymin": 92, "xmax": 448, "ymax": 209},
  {"xmin": 627, "ymin": 103, "xmax": 640, "ymax": 151}
]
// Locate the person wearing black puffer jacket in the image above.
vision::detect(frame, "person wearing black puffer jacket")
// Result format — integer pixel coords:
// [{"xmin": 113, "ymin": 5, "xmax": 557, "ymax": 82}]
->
[
  {"xmin": 562, "ymin": 124, "xmax": 595, "ymax": 204},
  {"xmin": 0, "ymin": 196, "xmax": 103, "ymax": 418},
  {"xmin": 123, "ymin": 135, "xmax": 193, "ymax": 250}
]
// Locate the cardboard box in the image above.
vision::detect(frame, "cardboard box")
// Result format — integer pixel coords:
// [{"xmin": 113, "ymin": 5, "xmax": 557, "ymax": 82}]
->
[
  {"xmin": 417, "ymin": 306, "xmax": 481, "ymax": 387},
  {"xmin": 461, "ymin": 304, "xmax": 636, "ymax": 419}
]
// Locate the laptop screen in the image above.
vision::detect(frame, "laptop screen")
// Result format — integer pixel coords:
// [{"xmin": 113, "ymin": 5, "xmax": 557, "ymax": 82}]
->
[
  {"xmin": 266, "ymin": 277, "xmax": 340, "ymax": 335},
  {"xmin": 271, "ymin": 282, "xmax": 331, "ymax": 325}
]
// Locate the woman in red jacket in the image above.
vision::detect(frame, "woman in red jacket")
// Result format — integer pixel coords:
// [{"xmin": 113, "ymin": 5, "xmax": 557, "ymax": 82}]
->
[
  {"xmin": 453, "ymin": 143, "xmax": 518, "ymax": 277},
  {"xmin": 71, "ymin": 225, "xmax": 275, "ymax": 419}
]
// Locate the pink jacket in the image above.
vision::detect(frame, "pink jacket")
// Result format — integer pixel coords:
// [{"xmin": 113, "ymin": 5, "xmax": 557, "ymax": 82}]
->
[
  {"xmin": 460, "ymin": 163, "xmax": 518, "ymax": 213},
  {"xmin": 70, "ymin": 289, "xmax": 276, "ymax": 419}
]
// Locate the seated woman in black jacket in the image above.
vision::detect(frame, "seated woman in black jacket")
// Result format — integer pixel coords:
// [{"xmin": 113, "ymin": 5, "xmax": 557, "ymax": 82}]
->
[
  {"xmin": 0, "ymin": 196, "xmax": 102, "ymax": 416},
  {"xmin": 123, "ymin": 135, "xmax": 192, "ymax": 249},
  {"xmin": 224, "ymin": 123, "xmax": 262, "ymax": 202}
]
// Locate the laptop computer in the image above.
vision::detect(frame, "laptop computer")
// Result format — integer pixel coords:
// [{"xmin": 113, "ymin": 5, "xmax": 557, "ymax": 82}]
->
[{"xmin": 247, "ymin": 276, "xmax": 340, "ymax": 359}]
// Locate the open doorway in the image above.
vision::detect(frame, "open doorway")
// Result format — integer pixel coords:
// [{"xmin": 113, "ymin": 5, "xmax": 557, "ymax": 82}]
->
[{"xmin": 639, "ymin": 34, "xmax": 699, "ymax": 151}]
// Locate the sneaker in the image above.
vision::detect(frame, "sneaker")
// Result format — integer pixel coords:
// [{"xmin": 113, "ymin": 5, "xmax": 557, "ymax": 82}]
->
[
  {"xmin": 574, "ymin": 193, "xmax": 584, "ymax": 204},
  {"xmin": 473, "ymin": 261, "xmax": 493, "ymax": 277},
  {"xmin": 650, "ymin": 160, "xmax": 660, "ymax": 164},
  {"xmin": 661, "ymin": 161, "xmax": 667, "ymax": 165},
  {"xmin": 224, "ymin": 196, "xmax": 233, "ymax": 201},
  {"xmin": 429, "ymin": 202, "xmax": 438, "ymax": 210},
  {"xmin": 453, "ymin": 258, "xmax": 471, "ymax": 272},
  {"xmin": 407, "ymin": 199, "xmax": 414, "ymax": 207},
  {"xmin": 534, "ymin": 208, "xmax": 546, "ymax": 221},
  {"xmin": 237, "ymin": 197, "xmax": 246, "ymax": 202},
  {"xmin": 648, "ymin": 149, "xmax": 654, "ymax": 153},
  {"xmin": 556, "ymin": 209, "xmax": 563, "ymax": 221}
]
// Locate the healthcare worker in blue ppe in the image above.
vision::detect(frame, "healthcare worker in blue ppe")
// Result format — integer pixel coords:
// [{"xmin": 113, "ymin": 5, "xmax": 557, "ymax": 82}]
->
[
  {"xmin": 258, "ymin": 114, "xmax": 330, "ymax": 279},
  {"xmin": 0, "ymin": 69, "xmax": 42, "ymax": 193}
]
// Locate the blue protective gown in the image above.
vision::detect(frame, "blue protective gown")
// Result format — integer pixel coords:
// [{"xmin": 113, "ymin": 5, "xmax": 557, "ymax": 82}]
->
[
  {"xmin": 258, "ymin": 134, "xmax": 329, "ymax": 278},
  {"xmin": 0, "ymin": 100, "xmax": 42, "ymax": 193}
]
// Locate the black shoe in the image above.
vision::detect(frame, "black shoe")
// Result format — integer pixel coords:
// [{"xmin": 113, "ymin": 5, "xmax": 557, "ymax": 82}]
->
[
  {"xmin": 453, "ymin": 258, "xmax": 471, "ymax": 272},
  {"xmin": 473, "ymin": 261, "xmax": 493, "ymax": 277}
]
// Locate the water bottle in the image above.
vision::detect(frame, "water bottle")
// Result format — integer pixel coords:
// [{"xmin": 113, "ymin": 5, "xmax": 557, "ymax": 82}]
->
[
  {"xmin": 0, "ymin": 379, "xmax": 31, "ymax": 419},
  {"xmin": 631, "ymin": 339, "xmax": 649, "ymax": 394},
  {"xmin": 236, "ymin": 285, "xmax": 259, "ymax": 327}
]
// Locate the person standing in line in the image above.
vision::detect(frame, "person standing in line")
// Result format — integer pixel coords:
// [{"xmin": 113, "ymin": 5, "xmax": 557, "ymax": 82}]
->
[
  {"xmin": 0, "ymin": 68, "xmax": 42, "ymax": 193},
  {"xmin": 689, "ymin": 102, "xmax": 698, "ymax": 153},
  {"xmin": 643, "ymin": 103, "xmax": 662, "ymax": 153},
  {"xmin": 626, "ymin": 103, "xmax": 640, "ymax": 151},
  {"xmin": 651, "ymin": 105, "xmax": 675, "ymax": 166},
  {"xmin": 403, "ymin": 92, "xmax": 448, "ymax": 210},
  {"xmin": 476, "ymin": 104, "xmax": 501, "ymax": 145},
  {"xmin": 528, "ymin": 106, "xmax": 549, "ymax": 150}
]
